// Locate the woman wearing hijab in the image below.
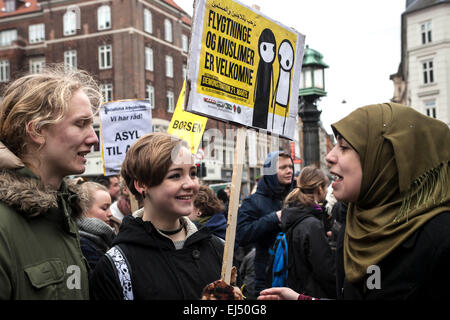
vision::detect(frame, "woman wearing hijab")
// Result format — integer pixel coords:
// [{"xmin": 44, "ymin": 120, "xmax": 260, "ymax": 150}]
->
[{"xmin": 258, "ymin": 103, "xmax": 450, "ymax": 300}]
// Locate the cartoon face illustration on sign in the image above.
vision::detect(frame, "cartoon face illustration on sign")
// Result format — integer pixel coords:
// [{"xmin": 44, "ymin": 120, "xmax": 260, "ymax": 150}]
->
[
  {"xmin": 272, "ymin": 39, "xmax": 294, "ymax": 134},
  {"xmin": 252, "ymin": 28, "xmax": 276, "ymax": 130}
]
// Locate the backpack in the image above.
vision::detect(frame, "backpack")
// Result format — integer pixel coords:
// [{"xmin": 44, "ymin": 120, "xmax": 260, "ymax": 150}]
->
[{"xmin": 266, "ymin": 232, "xmax": 289, "ymax": 288}]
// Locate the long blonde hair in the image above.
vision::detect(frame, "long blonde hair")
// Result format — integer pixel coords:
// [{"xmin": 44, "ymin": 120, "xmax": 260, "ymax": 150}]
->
[{"xmin": 284, "ymin": 166, "xmax": 329, "ymax": 207}]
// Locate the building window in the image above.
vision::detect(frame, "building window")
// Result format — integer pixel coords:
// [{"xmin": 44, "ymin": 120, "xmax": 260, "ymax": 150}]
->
[
  {"xmin": 98, "ymin": 5, "xmax": 111, "ymax": 30},
  {"xmin": 0, "ymin": 29, "xmax": 17, "ymax": 46},
  {"xmin": 0, "ymin": 60, "xmax": 10, "ymax": 82},
  {"xmin": 99, "ymin": 45, "xmax": 112, "ymax": 69},
  {"xmin": 422, "ymin": 60, "xmax": 434, "ymax": 84},
  {"xmin": 167, "ymin": 90, "xmax": 175, "ymax": 112},
  {"xmin": 101, "ymin": 83, "xmax": 113, "ymax": 102},
  {"xmin": 165, "ymin": 55, "xmax": 173, "ymax": 78},
  {"xmin": 181, "ymin": 34, "xmax": 189, "ymax": 52},
  {"xmin": 63, "ymin": 10, "xmax": 77, "ymax": 36},
  {"xmin": 425, "ymin": 100, "xmax": 437, "ymax": 118},
  {"xmin": 421, "ymin": 21, "xmax": 432, "ymax": 44},
  {"xmin": 145, "ymin": 84, "xmax": 155, "ymax": 109},
  {"xmin": 29, "ymin": 57, "xmax": 45, "ymax": 74},
  {"xmin": 144, "ymin": 8, "xmax": 152, "ymax": 34},
  {"xmin": 93, "ymin": 125, "xmax": 101, "ymax": 152},
  {"xmin": 4, "ymin": 0, "xmax": 16, "ymax": 12},
  {"xmin": 164, "ymin": 19, "xmax": 172, "ymax": 42},
  {"xmin": 29, "ymin": 24, "xmax": 45, "ymax": 44},
  {"xmin": 64, "ymin": 50, "xmax": 77, "ymax": 70},
  {"xmin": 145, "ymin": 47, "xmax": 153, "ymax": 71},
  {"xmin": 182, "ymin": 64, "xmax": 187, "ymax": 80}
]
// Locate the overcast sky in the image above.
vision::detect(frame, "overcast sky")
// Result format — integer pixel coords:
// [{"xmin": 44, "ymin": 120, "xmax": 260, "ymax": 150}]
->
[{"xmin": 175, "ymin": 0, "xmax": 406, "ymax": 134}]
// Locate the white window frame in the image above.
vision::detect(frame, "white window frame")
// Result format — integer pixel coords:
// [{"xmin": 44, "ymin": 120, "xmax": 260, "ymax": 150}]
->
[
  {"xmin": 165, "ymin": 55, "xmax": 173, "ymax": 78},
  {"xmin": 144, "ymin": 8, "xmax": 152, "ymax": 34},
  {"xmin": 425, "ymin": 100, "xmax": 437, "ymax": 119},
  {"xmin": 29, "ymin": 57, "xmax": 45, "ymax": 74},
  {"xmin": 63, "ymin": 10, "xmax": 77, "ymax": 36},
  {"xmin": 167, "ymin": 90, "xmax": 175, "ymax": 113},
  {"xmin": 182, "ymin": 64, "xmax": 187, "ymax": 81},
  {"xmin": 0, "ymin": 60, "xmax": 10, "ymax": 82},
  {"xmin": 421, "ymin": 21, "xmax": 432, "ymax": 44},
  {"xmin": 99, "ymin": 45, "xmax": 112, "ymax": 69},
  {"xmin": 164, "ymin": 19, "xmax": 172, "ymax": 43},
  {"xmin": 29, "ymin": 24, "xmax": 45, "ymax": 44},
  {"xmin": 181, "ymin": 34, "xmax": 189, "ymax": 52},
  {"xmin": 146, "ymin": 84, "xmax": 155, "ymax": 109},
  {"xmin": 422, "ymin": 60, "xmax": 434, "ymax": 84},
  {"xmin": 100, "ymin": 83, "xmax": 113, "ymax": 102},
  {"xmin": 97, "ymin": 5, "xmax": 111, "ymax": 30},
  {"xmin": 145, "ymin": 47, "xmax": 153, "ymax": 71},
  {"xmin": 4, "ymin": 0, "xmax": 16, "ymax": 12},
  {"xmin": 64, "ymin": 50, "xmax": 77, "ymax": 70},
  {"xmin": 0, "ymin": 29, "xmax": 17, "ymax": 47}
]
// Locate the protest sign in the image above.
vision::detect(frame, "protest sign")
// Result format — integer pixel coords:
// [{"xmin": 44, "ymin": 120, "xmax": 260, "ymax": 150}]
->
[
  {"xmin": 187, "ymin": 0, "xmax": 305, "ymax": 139},
  {"xmin": 99, "ymin": 100, "xmax": 152, "ymax": 176},
  {"xmin": 168, "ymin": 82, "xmax": 208, "ymax": 154}
]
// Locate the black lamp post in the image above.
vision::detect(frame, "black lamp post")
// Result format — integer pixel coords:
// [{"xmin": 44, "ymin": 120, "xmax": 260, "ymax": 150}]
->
[{"xmin": 298, "ymin": 45, "xmax": 328, "ymax": 168}]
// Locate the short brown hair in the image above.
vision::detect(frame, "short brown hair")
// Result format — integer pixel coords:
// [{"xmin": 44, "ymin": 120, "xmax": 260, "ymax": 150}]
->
[
  {"xmin": 0, "ymin": 64, "xmax": 101, "ymax": 158},
  {"xmin": 120, "ymin": 132, "xmax": 188, "ymax": 198},
  {"xmin": 194, "ymin": 185, "xmax": 225, "ymax": 217}
]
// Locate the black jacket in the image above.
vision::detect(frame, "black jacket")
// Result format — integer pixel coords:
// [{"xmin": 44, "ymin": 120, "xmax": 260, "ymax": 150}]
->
[
  {"xmin": 236, "ymin": 151, "xmax": 295, "ymax": 294},
  {"xmin": 337, "ymin": 211, "xmax": 450, "ymax": 300},
  {"xmin": 281, "ymin": 203, "xmax": 336, "ymax": 299},
  {"xmin": 89, "ymin": 216, "xmax": 223, "ymax": 300}
]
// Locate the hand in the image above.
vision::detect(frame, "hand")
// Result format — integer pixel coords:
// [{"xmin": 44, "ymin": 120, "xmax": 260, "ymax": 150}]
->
[
  {"xmin": 276, "ymin": 210, "xmax": 282, "ymax": 222},
  {"xmin": 257, "ymin": 287, "xmax": 299, "ymax": 300}
]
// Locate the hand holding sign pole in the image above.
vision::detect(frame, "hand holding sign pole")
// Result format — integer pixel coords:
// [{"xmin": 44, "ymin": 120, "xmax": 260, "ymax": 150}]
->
[{"xmin": 186, "ymin": 0, "xmax": 305, "ymax": 289}]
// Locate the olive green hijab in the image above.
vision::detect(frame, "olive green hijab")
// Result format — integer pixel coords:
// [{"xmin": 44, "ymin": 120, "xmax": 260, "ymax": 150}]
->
[{"xmin": 331, "ymin": 103, "xmax": 450, "ymax": 283}]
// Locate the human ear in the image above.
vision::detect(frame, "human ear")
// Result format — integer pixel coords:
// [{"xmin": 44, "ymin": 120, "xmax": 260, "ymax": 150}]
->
[
  {"xmin": 133, "ymin": 180, "xmax": 146, "ymax": 195},
  {"xmin": 25, "ymin": 121, "xmax": 45, "ymax": 145}
]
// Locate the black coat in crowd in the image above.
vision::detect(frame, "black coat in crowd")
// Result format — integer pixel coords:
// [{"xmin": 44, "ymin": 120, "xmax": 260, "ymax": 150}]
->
[
  {"xmin": 89, "ymin": 216, "xmax": 223, "ymax": 300},
  {"xmin": 281, "ymin": 203, "xmax": 336, "ymax": 299},
  {"xmin": 336, "ymin": 211, "xmax": 450, "ymax": 299}
]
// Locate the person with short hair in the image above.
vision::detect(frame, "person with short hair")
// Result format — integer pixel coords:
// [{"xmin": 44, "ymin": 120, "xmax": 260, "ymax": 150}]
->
[
  {"xmin": 89, "ymin": 133, "xmax": 226, "ymax": 300},
  {"xmin": 236, "ymin": 151, "xmax": 295, "ymax": 295},
  {"xmin": 190, "ymin": 185, "xmax": 227, "ymax": 240},
  {"xmin": 0, "ymin": 65, "xmax": 101, "ymax": 299}
]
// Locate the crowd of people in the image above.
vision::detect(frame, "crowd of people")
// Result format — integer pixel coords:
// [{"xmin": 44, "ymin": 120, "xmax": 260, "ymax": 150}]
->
[{"xmin": 0, "ymin": 66, "xmax": 449, "ymax": 300}]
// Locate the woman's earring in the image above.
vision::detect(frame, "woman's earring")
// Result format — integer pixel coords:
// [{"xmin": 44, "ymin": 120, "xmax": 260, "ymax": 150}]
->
[{"xmin": 142, "ymin": 191, "xmax": 146, "ymax": 199}]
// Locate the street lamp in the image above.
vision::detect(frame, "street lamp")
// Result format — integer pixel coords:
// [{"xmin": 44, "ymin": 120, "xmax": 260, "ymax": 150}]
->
[{"xmin": 298, "ymin": 45, "xmax": 328, "ymax": 168}]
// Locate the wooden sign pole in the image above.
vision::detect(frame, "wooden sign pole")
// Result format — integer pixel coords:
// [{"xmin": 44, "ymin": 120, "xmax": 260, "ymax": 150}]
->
[{"xmin": 221, "ymin": 126, "xmax": 246, "ymax": 284}]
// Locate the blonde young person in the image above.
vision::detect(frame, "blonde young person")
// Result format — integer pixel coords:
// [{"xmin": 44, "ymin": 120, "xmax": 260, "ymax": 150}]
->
[
  {"xmin": 89, "ymin": 133, "xmax": 226, "ymax": 300},
  {"xmin": 78, "ymin": 181, "xmax": 115, "ymax": 270},
  {"xmin": 0, "ymin": 65, "xmax": 101, "ymax": 299},
  {"xmin": 280, "ymin": 166, "xmax": 336, "ymax": 299},
  {"xmin": 259, "ymin": 103, "xmax": 450, "ymax": 300}
]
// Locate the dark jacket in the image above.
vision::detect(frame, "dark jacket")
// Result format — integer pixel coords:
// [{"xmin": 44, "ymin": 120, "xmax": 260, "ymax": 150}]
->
[
  {"xmin": 236, "ymin": 151, "xmax": 295, "ymax": 294},
  {"xmin": 204, "ymin": 212, "xmax": 227, "ymax": 240},
  {"xmin": 281, "ymin": 203, "xmax": 336, "ymax": 299},
  {"xmin": 77, "ymin": 217, "xmax": 115, "ymax": 271},
  {"xmin": 0, "ymin": 167, "xmax": 89, "ymax": 300},
  {"xmin": 337, "ymin": 211, "xmax": 450, "ymax": 300},
  {"xmin": 89, "ymin": 216, "xmax": 223, "ymax": 300}
]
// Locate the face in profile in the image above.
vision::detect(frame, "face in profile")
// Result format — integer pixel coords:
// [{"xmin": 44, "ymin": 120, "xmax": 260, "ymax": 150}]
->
[
  {"xmin": 326, "ymin": 136, "xmax": 362, "ymax": 203},
  {"xmin": 38, "ymin": 89, "xmax": 98, "ymax": 179},
  {"xmin": 146, "ymin": 146, "xmax": 199, "ymax": 218},
  {"xmin": 87, "ymin": 189, "xmax": 112, "ymax": 223}
]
